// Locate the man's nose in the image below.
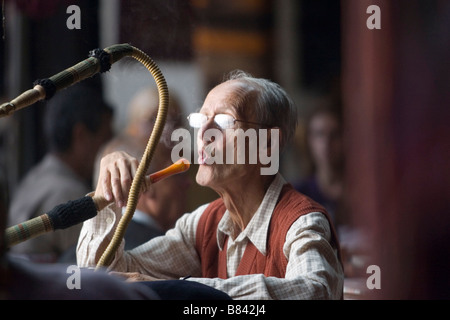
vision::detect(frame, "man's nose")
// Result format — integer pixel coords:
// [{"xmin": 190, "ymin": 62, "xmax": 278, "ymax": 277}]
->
[{"xmin": 198, "ymin": 118, "xmax": 216, "ymax": 143}]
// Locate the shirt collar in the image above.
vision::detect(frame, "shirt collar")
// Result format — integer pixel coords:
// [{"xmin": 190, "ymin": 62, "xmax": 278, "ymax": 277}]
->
[{"xmin": 216, "ymin": 173, "xmax": 287, "ymax": 255}]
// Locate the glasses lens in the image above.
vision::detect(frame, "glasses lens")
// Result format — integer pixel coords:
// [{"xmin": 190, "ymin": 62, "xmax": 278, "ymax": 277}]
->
[
  {"xmin": 214, "ymin": 114, "xmax": 235, "ymax": 129},
  {"xmin": 188, "ymin": 113, "xmax": 206, "ymax": 128}
]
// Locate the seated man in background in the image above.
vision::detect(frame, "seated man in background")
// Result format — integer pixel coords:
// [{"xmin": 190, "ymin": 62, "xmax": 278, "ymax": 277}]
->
[
  {"xmin": 94, "ymin": 85, "xmax": 190, "ymax": 249},
  {"xmin": 94, "ymin": 134, "xmax": 190, "ymax": 250},
  {"xmin": 77, "ymin": 70, "xmax": 344, "ymax": 300},
  {"xmin": 7, "ymin": 85, "xmax": 113, "ymax": 263},
  {"xmin": 124, "ymin": 86, "xmax": 183, "ymax": 145}
]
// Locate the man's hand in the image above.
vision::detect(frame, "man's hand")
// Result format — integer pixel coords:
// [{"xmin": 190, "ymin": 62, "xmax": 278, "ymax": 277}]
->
[
  {"xmin": 95, "ymin": 151, "xmax": 139, "ymax": 208},
  {"xmin": 109, "ymin": 271, "xmax": 162, "ymax": 282}
]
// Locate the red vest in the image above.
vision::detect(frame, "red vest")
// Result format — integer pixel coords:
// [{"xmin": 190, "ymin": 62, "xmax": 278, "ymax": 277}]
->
[{"xmin": 194, "ymin": 184, "xmax": 341, "ymax": 279}]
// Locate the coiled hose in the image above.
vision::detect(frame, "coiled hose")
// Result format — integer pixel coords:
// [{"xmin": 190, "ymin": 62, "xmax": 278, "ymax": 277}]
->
[
  {"xmin": 0, "ymin": 44, "xmax": 169, "ymax": 269},
  {"xmin": 96, "ymin": 45, "xmax": 168, "ymax": 268}
]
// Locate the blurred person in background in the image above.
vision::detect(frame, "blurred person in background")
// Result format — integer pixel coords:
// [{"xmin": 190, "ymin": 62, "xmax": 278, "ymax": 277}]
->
[
  {"xmin": 58, "ymin": 131, "xmax": 190, "ymax": 264},
  {"xmin": 294, "ymin": 100, "xmax": 346, "ymax": 227},
  {"xmin": 293, "ymin": 99, "xmax": 368, "ymax": 278},
  {"xmin": 93, "ymin": 131, "xmax": 191, "ymax": 250},
  {"xmin": 114, "ymin": 84, "xmax": 208, "ymax": 212},
  {"xmin": 124, "ymin": 86, "xmax": 183, "ymax": 145},
  {"xmin": 7, "ymin": 85, "xmax": 113, "ymax": 263},
  {"xmin": 88, "ymin": 86, "xmax": 191, "ymax": 250}
]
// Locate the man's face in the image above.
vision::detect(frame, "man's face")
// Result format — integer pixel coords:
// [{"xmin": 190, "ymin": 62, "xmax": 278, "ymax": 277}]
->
[{"xmin": 195, "ymin": 81, "xmax": 260, "ymax": 191}]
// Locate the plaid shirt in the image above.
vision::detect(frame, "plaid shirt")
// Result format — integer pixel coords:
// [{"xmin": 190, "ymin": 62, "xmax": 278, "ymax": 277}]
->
[{"xmin": 77, "ymin": 174, "xmax": 344, "ymax": 299}]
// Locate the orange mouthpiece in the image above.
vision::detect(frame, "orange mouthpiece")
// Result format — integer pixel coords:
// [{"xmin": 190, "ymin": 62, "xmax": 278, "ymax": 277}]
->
[{"xmin": 148, "ymin": 158, "xmax": 190, "ymax": 184}]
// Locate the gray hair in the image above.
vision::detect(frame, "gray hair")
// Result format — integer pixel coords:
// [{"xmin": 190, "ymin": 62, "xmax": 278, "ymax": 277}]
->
[{"xmin": 223, "ymin": 70, "xmax": 298, "ymax": 151}]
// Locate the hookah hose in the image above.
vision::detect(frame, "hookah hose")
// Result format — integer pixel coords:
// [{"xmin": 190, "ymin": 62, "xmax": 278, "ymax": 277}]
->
[{"xmin": 0, "ymin": 44, "xmax": 169, "ymax": 268}]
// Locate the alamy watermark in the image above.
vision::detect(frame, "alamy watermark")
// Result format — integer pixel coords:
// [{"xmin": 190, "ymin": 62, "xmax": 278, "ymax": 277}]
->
[
  {"xmin": 66, "ymin": 265, "xmax": 81, "ymax": 290},
  {"xmin": 65, "ymin": 264, "xmax": 381, "ymax": 292},
  {"xmin": 171, "ymin": 127, "xmax": 280, "ymax": 176},
  {"xmin": 66, "ymin": 5, "xmax": 81, "ymax": 30},
  {"xmin": 366, "ymin": 264, "xmax": 381, "ymax": 290},
  {"xmin": 65, "ymin": 4, "xmax": 381, "ymax": 32},
  {"xmin": 367, "ymin": 5, "xmax": 381, "ymax": 30}
]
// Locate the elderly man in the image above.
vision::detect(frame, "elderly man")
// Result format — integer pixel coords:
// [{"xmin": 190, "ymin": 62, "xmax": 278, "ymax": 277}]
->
[{"xmin": 77, "ymin": 70, "xmax": 344, "ymax": 299}]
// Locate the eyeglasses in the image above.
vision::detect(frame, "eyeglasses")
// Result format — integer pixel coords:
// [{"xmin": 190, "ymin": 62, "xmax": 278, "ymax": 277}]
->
[{"xmin": 187, "ymin": 113, "xmax": 266, "ymax": 129}]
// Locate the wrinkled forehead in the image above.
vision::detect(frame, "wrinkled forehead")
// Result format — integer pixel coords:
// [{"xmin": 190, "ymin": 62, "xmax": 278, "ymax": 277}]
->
[{"xmin": 202, "ymin": 80, "xmax": 256, "ymax": 118}]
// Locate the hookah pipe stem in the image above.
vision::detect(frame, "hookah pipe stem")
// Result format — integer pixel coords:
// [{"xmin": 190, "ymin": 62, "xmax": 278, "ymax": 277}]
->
[{"xmin": 0, "ymin": 44, "xmax": 134, "ymax": 118}]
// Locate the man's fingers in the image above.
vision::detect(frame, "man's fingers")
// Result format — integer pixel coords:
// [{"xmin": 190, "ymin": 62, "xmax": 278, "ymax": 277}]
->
[
  {"xmin": 101, "ymin": 169, "xmax": 112, "ymax": 201},
  {"xmin": 110, "ymin": 165, "xmax": 125, "ymax": 207},
  {"xmin": 95, "ymin": 151, "xmax": 142, "ymax": 207}
]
